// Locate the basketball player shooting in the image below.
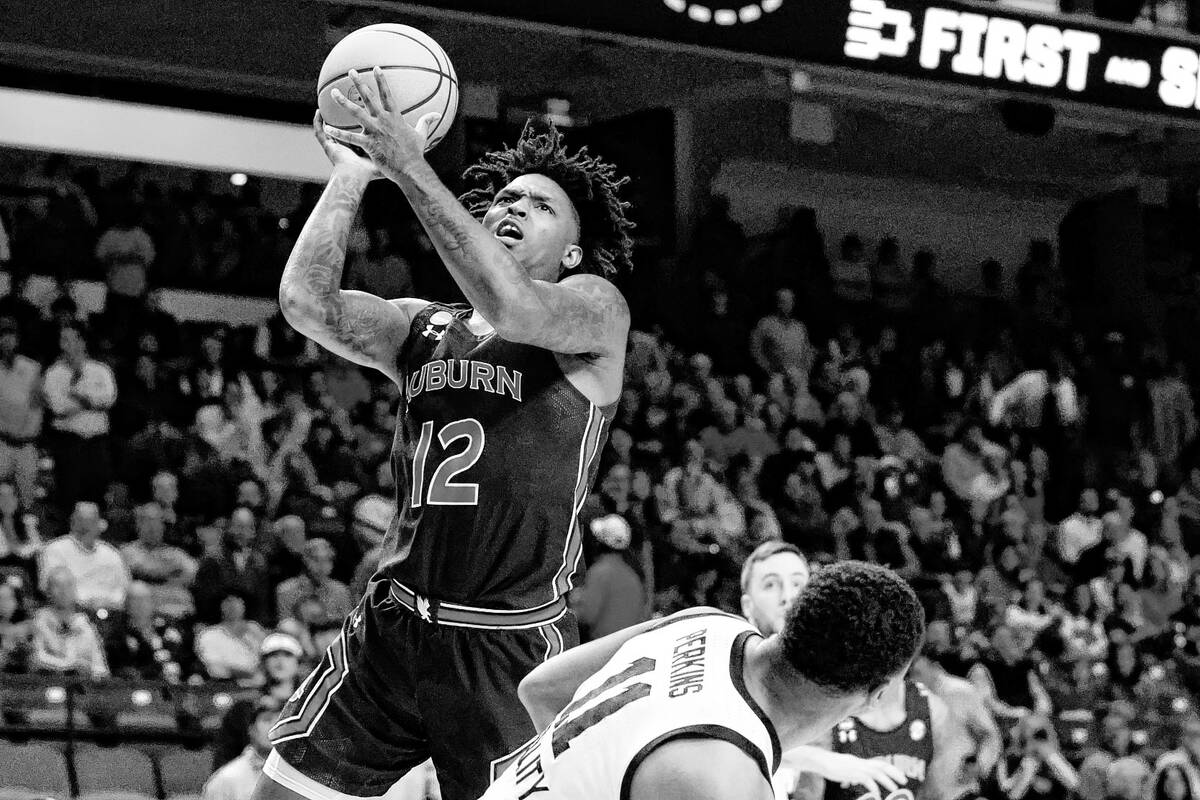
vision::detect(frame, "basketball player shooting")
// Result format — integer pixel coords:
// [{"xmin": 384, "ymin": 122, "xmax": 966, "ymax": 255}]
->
[
  {"xmin": 485, "ymin": 561, "xmax": 926, "ymax": 800},
  {"xmin": 257, "ymin": 68, "xmax": 634, "ymax": 800}
]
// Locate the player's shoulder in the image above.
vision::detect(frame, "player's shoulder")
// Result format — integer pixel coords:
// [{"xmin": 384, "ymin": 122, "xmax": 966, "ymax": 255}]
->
[
  {"xmin": 643, "ymin": 606, "xmax": 753, "ymax": 634},
  {"xmin": 556, "ymin": 273, "xmax": 630, "ymax": 314},
  {"xmin": 627, "ymin": 737, "xmax": 773, "ymax": 800}
]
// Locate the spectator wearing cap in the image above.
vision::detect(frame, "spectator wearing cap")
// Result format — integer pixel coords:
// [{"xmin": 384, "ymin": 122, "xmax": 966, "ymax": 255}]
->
[
  {"xmin": 39, "ymin": 501, "xmax": 129, "ymax": 612},
  {"xmin": 42, "ymin": 321, "xmax": 116, "ymax": 508},
  {"xmin": 275, "ymin": 538, "xmax": 351, "ymax": 629},
  {"xmin": 30, "ymin": 566, "xmax": 108, "ymax": 677},
  {"xmin": 571, "ymin": 513, "xmax": 649, "ymax": 641},
  {"xmin": 104, "ymin": 581, "xmax": 193, "ymax": 682},
  {"xmin": 195, "ymin": 592, "xmax": 267, "ymax": 681},
  {"xmin": 212, "ymin": 632, "xmax": 304, "ymax": 770},
  {"xmin": 202, "ymin": 695, "xmax": 283, "ymax": 800},
  {"xmin": 194, "ymin": 507, "xmax": 272, "ymax": 624},
  {"xmin": 0, "ymin": 315, "xmax": 42, "ymax": 506},
  {"xmin": 1156, "ymin": 714, "xmax": 1200, "ymax": 798},
  {"xmin": 119, "ymin": 502, "xmax": 197, "ymax": 619}
]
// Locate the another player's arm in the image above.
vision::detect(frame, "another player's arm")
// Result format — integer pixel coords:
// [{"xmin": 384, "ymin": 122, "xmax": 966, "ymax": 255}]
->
[
  {"xmin": 944, "ymin": 678, "xmax": 1002, "ymax": 780},
  {"xmin": 923, "ymin": 693, "xmax": 977, "ymax": 800},
  {"xmin": 278, "ymin": 114, "xmax": 426, "ymax": 383},
  {"xmin": 326, "ymin": 70, "xmax": 629, "ymax": 358},
  {"xmin": 628, "ymin": 738, "xmax": 774, "ymax": 800},
  {"xmin": 518, "ymin": 608, "xmax": 720, "ymax": 730},
  {"xmin": 784, "ymin": 731, "xmax": 907, "ymax": 800}
]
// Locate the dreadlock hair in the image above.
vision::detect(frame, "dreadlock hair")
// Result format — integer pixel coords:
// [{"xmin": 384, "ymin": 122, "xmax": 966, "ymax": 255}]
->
[{"xmin": 458, "ymin": 120, "xmax": 635, "ymax": 279}]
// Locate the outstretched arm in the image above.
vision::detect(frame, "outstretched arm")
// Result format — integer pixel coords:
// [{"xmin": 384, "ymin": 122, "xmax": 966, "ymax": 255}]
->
[
  {"xmin": 324, "ymin": 70, "xmax": 629, "ymax": 358},
  {"xmin": 924, "ymin": 692, "xmax": 979, "ymax": 800},
  {"xmin": 784, "ymin": 732, "xmax": 908, "ymax": 800},
  {"xmin": 278, "ymin": 113, "xmax": 427, "ymax": 383}
]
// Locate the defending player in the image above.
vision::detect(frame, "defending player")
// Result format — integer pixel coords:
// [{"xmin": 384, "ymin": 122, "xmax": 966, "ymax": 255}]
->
[
  {"xmin": 485, "ymin": 561, "xmax": 926, "ymax": 800},
  {"xmin": 257, "ymin": 69, "xmax": 634, "ymax": 800}
]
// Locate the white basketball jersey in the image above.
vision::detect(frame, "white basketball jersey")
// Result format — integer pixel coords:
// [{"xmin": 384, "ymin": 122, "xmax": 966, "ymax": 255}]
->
[{"xmin": 482, "ymin": 611, "xmax": 782, "ymax": 800}]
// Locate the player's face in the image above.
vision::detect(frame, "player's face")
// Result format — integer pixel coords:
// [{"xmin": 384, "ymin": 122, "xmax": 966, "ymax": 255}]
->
[
  {"xmin": 483, "ymin": 174, "xmax": 582, "ymax": 282},
  {"xmin": 741, "ymin": 552, "xmax": 810, "ymax": 635}
]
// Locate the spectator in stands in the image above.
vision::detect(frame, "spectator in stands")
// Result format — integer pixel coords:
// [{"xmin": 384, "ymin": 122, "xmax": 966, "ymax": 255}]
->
[
  {"xmin": 212, "ymin": 632, "xmax": 305, "ymax": 770},
  {"xmin": 104, "ymin": 581, "xmax": 191, "ymax": 682},
  {"xmin": 202, "ymin": 695, "xmax": 284, "ymax": 800},
  {"xmin": 195, "ymin": 592, "xmax": 266, "ymax": 681},
  {"xmin": 1156, "ymin": 713, "xmax": 1200, "ymax": 797},
  {"xmin": 1106, "ymin": 756, "xmax": 1152, "ymax": 800},
  {"xmin": 94, "ymin": 199, "xmax": 155, "ymax": 299},
  {"xmin": 39, "ymin": 501, "xmax": 129, "ymax": 612},
  {"xmin": 1058, "ymin": 487, "xmax": 1104, "ymax": 567},
  {"xmin": 969, "ymin": 624, "xmax": 1052, "ymax": 723},
  {"xmin": 1150, "ymin": 763, "xmax": 1195, "ymax": 800},
  {"xmin": 119, "ymin": 502, "xmax": 197, "ymax": 619},
  {"xmin": 994, "ymin": 715, "xmax": 1079, "ymax": 799},
  {"xmin": 195, "ymin": 507, "xmax": 272, "ymax": 624},
  {"xmin": 31, "ymin": 566, "xmax": 108, "ymax": 677},
  {"xmin": 941, "ymin": 418, "xmax": 1009, "ymax": 519},
  {"xmin": 0, "ymin": 578, "xmax": 31, "ymax": 674},
  {"xmin": 749, "ymin": 288, "xmax": 814, "ymax": 381},
  {"xmin": 571, "ymin": 513, "xmax": 649, "ymax": 641},
  {"xmin": 831, "ymin": 233, "xmax": 872, "ymax": 307},
  {"xmin": 0, "ymin": 315, "xmax": 42, "ymax": 506},
  {"xmin": 42, "ymin": 321, "xmax": 117, "ymax": 507},
  {"xmin": 1147, "ymin": 358, "xmax": 1198, "ymax": 481},
  {"xmin": 0, "ymin": 479, "xmax": 42, "ymax": 583},
  {"xmin": 697, "ymin": 398, "xmax": 778, "ymax": 469},
  {"xmin": 274, "ymin": 537, "xmax": 351, "ymax": 629},
  {"xmin": 262, "ymin": 513, "xmax": 308, "ymax": 590},
  {"xmin": 870, "ymin": 236, "xmax": 911, "ymax": 316},
  {"xmin": 150, "ymin": 469, "xmax": 185, "ymax": 545},
  {"xmin": 348, "ymin": 493, "xmax": 394, "ymax": 600}
]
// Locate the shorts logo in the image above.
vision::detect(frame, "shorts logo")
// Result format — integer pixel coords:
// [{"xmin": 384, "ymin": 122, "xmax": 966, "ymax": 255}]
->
[{"xmin": 416, "ymin": 595, "xmax": 433, "ymax": 623}]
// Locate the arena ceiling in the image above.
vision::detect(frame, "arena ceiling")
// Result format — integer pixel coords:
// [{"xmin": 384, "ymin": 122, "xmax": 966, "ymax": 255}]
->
[{"xmin": 4, "ymin": 0, "xmax": 1200, "ymax": 193}]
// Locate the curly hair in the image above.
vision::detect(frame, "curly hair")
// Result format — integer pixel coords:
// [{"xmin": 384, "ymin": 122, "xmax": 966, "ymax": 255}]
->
[
  {"xmin": 458, "ymin": 120, "xmax": 635, "ymax": 279},
  {"xmin": 780, "ymin": 561, "xmax": 925, "ymax": 694}
]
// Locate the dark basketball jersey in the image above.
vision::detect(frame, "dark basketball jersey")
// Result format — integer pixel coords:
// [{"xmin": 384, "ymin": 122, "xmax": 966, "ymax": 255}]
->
[
  {"xmin": 825, "ymin": 681, "xmax": 935, "ymax": 800},
  {"xmin": 380, "ymin": 302, "xmax": 614, "ymax": 617}
]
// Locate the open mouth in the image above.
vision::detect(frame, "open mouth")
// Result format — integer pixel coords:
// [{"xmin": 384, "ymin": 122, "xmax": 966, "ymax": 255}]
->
[{"xmin": 494, "ymin": 219, "xmax": 524, "ymax": 242}]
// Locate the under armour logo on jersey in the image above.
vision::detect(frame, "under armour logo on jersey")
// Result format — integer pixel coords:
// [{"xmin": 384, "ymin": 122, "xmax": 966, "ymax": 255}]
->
[
  {"xmin": 416, "ymin": 595, "xmax": 433, "ymax": 623},
  {"xmin": 348, "ymin": 605, "xmax": 364, "ymax": 633},
  {"xmin": 421, "ymin": 310, "xmax": 455, "ymax": 340},
  {"xmin": 836, "ymin": 721, "xmax": 859, "ymax": 744},
  {"xmin": 844, "ymin": 0, "xmax": 916, "ymax": 62}
]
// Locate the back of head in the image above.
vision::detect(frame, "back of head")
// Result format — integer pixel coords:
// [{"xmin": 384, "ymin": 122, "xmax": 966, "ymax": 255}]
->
[{"xmin": 780, "ymin": 561, "xmax": 924, "ymax": 694}]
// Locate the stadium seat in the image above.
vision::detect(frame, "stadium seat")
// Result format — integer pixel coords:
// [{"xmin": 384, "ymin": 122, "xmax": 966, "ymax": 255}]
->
[
  {"xmin": 73, "ymin": 744, "xmax": 158, "ymax": 797},
  {"xmin": 158, "ymin": 746, "xmax": 216, "ymax": 797},
  {"xmin": 0, "ymin": 740, "xmax": 72, "ymax": 797}
]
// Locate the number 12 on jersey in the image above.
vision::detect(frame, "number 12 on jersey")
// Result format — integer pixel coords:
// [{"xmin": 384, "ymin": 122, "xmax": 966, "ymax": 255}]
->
[{"xmin": 410, "ymin": 417, "xmax": 486, "ymax": 507}]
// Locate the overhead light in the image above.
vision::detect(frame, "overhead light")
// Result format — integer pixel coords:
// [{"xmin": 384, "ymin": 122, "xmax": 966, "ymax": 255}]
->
[{"xmin": 230, "ymin": 172, "xmax": 248, "ymax": 187}]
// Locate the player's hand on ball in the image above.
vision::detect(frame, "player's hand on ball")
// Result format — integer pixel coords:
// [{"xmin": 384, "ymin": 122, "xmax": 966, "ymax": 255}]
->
[
  {"xmin": 312, "ymin": 111, "xmax": 380, "ymax": 181},
  {"xmin": 324, "ymin": 66, "xmax": 442, "ymax": 180},
  {"xmin": 821, "ymin": 752, "xmax": 907, "ymax": 799}
]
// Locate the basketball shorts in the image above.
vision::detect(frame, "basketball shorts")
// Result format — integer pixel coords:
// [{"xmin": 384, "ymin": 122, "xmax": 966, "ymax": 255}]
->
[{"xmin": 265, "ymin": 578, "xmax": 578, "ymax": 800}]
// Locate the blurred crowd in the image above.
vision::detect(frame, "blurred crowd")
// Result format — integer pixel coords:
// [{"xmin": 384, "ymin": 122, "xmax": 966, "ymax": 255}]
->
[{"xmin": 5, "ymin": 154, "xmax": 1200, "ymax": 800}]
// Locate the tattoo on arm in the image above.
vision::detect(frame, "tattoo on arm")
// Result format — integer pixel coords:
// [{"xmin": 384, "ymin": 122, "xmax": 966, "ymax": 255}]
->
[{"xmin": 279, "ymin": 172, "xmax": 401, "ymax": 362}]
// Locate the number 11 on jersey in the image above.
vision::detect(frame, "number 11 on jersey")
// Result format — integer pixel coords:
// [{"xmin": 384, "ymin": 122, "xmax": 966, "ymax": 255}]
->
[{"xmin": 410, "ymin": 417, "xmax": 486, "ymax": 507}]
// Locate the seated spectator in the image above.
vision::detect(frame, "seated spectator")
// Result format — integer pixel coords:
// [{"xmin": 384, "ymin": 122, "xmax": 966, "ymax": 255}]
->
[
  {"xmin": 104, "ymin": 581, "xmax": 193, "ymax": 682},
  {"xmin": 571, "ymin": 514, "xmax": 649, "ymax": 641},
  {"xmin": 698, "ymin": 399, "xmax": 778, "ymax": 469},
  {"xmin": 969, "ymin": 624, "xmax": 1052, "ymax": 723},
  {"xmin": 39, "ymin": 501, "xmax": 129, "ymax": 612},
  {"xmin": 31, "ymin": 567, "xmax": 108, "ymax": 677},
  {"xmin": 0, "ymin": 479, "xmax": 42, "ymax": 584},
  {"xmin": 195, "ymin": 593, "xmax": 266, "ymax": 681},
  {"xmin": 277, "ymin": 596, "xmax": 327, "ymax": 663},
  {"xmin": 0, "ymin": 315, "xmax": 42, "ymax": 506},
  {"xmin": 1105, "ymin": 756, "xmax": 1151, "ymax": 800},
  {"xmin": 263, "ymin": 514, "xmax": 308, "ymax": 589},
  {"xmin": 1057, "ymin": 487, "xmax": 1103, "ymax": 566},
  {"xmin": 1150, "ymin": 762, "xmax": 1195, "ymax": 800},
  {"xmin": 119, "ymin": 502, "xmax": 197, "ymax": 618},
  {"xmin": 202, "ymin": 695, "xmax": 283, "ymax": 800},
  {"xmin": 275, "ymin": 538, "xmax": 352, "ymax": 630},
  {"xmin": 941, "ymin": 418, "xmax": 1008, "ymax": 517},
  {"xmin": 195, "ymin": 507, "xmax": 272, "ymax": 624},
  {"xmin": 876, "ymin": 402, "xmax": 933, "ymax": 467},
  {"xmin": 0, "ymin": 578, "xmax": 31, "ymax": 674},
  {"xmin": 212, "ymin": 632, "xmax": 304, "ymax": 770},
  {"xmin": 749, "ymin": 288, "xmax": 813, "ymax": 380}
]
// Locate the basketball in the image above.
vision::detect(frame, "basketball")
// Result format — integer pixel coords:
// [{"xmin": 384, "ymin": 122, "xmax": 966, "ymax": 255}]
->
[{"xmin": 317, "ymin": 23, "xmax": 458, "ymax": 150}]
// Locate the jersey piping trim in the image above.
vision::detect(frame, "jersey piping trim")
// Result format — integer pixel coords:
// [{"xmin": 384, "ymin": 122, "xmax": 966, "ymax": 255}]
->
[
  {"xmin": 730, "ymin": 630, "xmax": 783, "ymax": 773},
  {"xmin": 551, "ymin": 403, "xmax": 607, "ymax": 600},
  {"xmin": 617, "ymin": 724, "xmax": 772, "ymax": 800}
]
